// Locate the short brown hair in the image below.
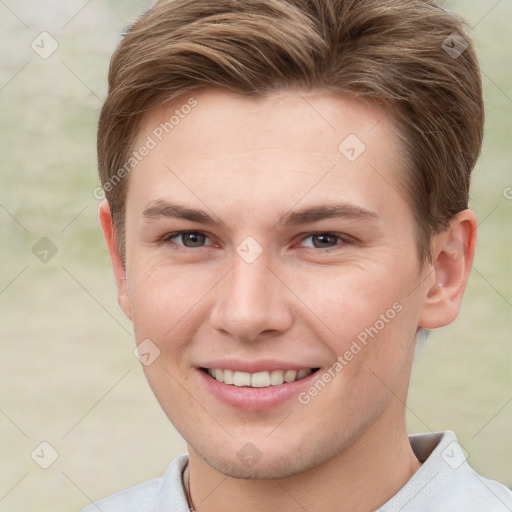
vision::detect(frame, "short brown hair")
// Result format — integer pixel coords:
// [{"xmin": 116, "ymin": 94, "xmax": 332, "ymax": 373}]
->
[{"xmin": 98, "ymin": 0, "xmax": 484, "ymax": 262}]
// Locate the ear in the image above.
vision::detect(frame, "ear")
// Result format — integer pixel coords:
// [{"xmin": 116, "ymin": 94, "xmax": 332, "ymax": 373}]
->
[
  {"xmin": 98, "ymin": 200, "xmax": 132, "ymax": 320},
  {"xmin": 418, "ymin": 209, "xmax": 477, "ymax": 329}
]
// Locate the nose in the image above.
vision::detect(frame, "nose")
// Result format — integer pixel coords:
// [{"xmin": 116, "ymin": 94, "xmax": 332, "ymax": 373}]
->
[{"xmin": 209, "ymin": 256, "xmax": 294, "ymax": 342}]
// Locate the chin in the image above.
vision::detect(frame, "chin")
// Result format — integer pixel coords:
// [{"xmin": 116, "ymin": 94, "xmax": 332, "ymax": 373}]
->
[
  {"xmin": 190, "ymin": 432, "xmax": 338, "ymax": 480},
  {"xmin": 205, "ymin": 452, "xmax": 315, "ymax": 480}
]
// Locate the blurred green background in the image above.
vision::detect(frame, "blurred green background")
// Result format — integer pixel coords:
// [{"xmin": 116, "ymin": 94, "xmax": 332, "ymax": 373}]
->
[{"xmin": 0, "ymin": 1, "xmax": 510, "ymax": 510}]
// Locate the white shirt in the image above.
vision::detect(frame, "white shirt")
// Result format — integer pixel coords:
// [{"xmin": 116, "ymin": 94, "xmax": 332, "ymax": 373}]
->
[{"xmin": 80, "ymin": 431, "xmax": 512, "ymax": 511}]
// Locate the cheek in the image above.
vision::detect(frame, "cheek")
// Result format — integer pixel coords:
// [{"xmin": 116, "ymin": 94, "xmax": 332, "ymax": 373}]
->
[
  {"xmin": 292, "ymin": 262, "xmax": 414, "ymax": 332},
  {"xmin": 288, "ymin": 259, "xmax": 421, "ymax": 384},
  {"xmin": 126, "ymin": 258, "xmax": 219, "ymax": 343}
]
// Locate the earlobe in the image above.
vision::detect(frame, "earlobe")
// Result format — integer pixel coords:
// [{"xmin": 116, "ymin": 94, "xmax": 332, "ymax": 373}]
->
[
  {"xmin": 418, "ymin": 209, "xmax": 477, "ymax": 330},
  {"xmin": 98, "ymin": 200, "xmax": 133, "ymax": 321}
]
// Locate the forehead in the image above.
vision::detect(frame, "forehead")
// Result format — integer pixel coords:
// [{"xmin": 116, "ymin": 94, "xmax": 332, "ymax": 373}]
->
[{"xmin": 127, "ymin": 89, "xmax": 409, "ymax": 223}]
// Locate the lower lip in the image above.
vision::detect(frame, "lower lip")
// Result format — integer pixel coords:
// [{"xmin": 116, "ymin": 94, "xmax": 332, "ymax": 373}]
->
[{"xmin": 197, "ymin": 369, "xmax": 319, "ymax": 411}]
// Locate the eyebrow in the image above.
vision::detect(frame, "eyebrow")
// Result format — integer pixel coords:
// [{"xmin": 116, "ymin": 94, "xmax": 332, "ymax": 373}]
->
[
  {"xmin": 142, "ymin": 200, "xmax": 380, "ymax": 229},
  {"xmin": 142, "ymin": 201, "xmax": 230, "ymax": 229},
  {"xmin": 279, "ymin": 202, "xmax": 379, "ymax": 226}
]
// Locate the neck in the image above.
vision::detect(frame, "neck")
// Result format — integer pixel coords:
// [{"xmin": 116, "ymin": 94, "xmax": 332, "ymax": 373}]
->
[{"xmin": 186, "ymin": 406, "xmax": 421, "ymax": 512}]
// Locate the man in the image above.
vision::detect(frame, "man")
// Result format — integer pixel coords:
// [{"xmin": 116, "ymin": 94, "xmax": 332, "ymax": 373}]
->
[{"xmin": 83, "ymin": 0, "xmax": 512, "ymax": 510}]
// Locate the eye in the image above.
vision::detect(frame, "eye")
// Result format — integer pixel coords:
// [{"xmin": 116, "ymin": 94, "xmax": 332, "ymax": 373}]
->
[
  {"xmin": 298, "ymin": 233, "xmax": 347, "ymax": 249},
  {"xmin": 164, "ymin": 231, "xmax": 212, "ymax": 248}
]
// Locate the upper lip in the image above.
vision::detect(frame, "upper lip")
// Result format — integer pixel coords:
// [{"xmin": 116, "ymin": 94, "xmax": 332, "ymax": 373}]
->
[{"xmin": 198, "ymin": 359, "xmax": 320, "ymax": 373}]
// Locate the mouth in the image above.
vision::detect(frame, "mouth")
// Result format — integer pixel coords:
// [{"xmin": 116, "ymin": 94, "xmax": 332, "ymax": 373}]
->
[{"xmin": 201, "ymin": 367, "xmax": 320, "ymax": 388}]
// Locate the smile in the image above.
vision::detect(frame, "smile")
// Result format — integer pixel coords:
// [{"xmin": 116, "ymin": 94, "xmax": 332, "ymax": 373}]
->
[{"xmin": 203, "ymin": 368, "xmax": 320, "ymax": 387}]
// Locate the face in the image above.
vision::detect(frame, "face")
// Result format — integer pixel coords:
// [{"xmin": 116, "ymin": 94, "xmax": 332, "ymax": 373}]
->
[{"xmin": 113, "ymin": 89, "xmax": 434, "ymax": 478}]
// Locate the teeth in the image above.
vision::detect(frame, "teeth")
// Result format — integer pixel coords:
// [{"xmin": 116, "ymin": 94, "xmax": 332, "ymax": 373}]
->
[
  {"xmin": 223, "ymin": 369, "xmax": 234, "ymax": 384},
  {"xmin": 296, "ymin": 368, "xmax": 310, "ymax": 379},
  {"xmin": 233, "ymin": 371, "xmax": 251, "ymax": 387},
  {"xmin": 206, "ymin": 368, "xmax": 312, "ymax": 387},
  {"xmin": 284, "ymin": 370, "xmax": 297, "ymax": 382},
  {"xmin": 251, "ymin": 371, "xmax": 270, "ymax": 387},
  {"xmin": 270, "ymin": 370, "xmax": 285, "ymax": 385}
]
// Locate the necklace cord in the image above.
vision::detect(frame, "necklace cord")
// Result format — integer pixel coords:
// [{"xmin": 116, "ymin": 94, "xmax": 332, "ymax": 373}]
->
[{"xmin": 184, "ymin": 461, "xmax": 196, "ymax": 512}]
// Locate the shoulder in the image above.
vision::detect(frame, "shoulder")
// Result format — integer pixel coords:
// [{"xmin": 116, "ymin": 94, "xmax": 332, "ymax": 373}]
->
[
  {"xmin": 425, "ymin": 431, "xmax": 512, "ymax": 511},
  {"xmin": 80, "ymin": 477, "xmax": 162, "ymax": 512},
  {"xmin": 427, "ymin": 460, "xmax": 512, "ymax": 511},
  {"xmin": 380, "ymin": 431, "xmax": 512, "ymax": 512},
  {"xmin": 426, "ymin": 471, "xmax": 512, "ymax": 511},
  {"xmin": 80, "ymin": 454, "xmax": 190, "ymax": 512}
]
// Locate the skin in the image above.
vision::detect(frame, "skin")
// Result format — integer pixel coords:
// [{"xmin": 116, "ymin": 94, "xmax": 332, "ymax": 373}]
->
[{"xmin": 99, "ymin": 89, "xmax": 477, "ymax": 512}]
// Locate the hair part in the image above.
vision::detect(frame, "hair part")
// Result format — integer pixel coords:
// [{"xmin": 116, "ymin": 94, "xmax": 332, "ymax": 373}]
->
[{"xmin": 97, "ymin": 0, "xmax": 484, "ymax": 263}]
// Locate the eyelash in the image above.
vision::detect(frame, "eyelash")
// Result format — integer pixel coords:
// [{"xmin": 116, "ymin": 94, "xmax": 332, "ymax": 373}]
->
[{"xmin": 161, "ymin": 231, "xmax": 354, "ymax": 252}]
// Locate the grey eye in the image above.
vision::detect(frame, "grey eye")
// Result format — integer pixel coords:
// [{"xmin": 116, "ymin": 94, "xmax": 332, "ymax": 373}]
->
[
  {"xmin": 172, "ymin": 232, "xmax": 208, "ymax": 247},
  {"xmin": 302, "ymin": 233, "xmax": 342, "ymax": 249}
]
